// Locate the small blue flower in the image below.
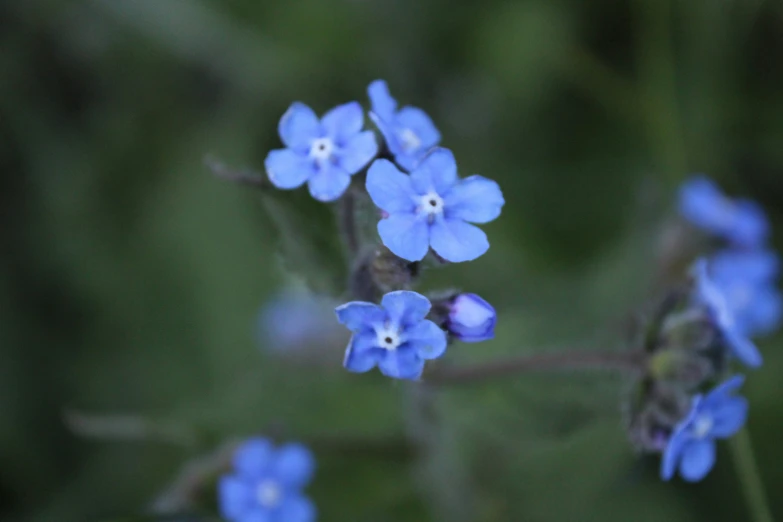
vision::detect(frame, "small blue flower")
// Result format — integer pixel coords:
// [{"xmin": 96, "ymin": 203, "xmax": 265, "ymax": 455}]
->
[
  {"xmin": 661, "ymin": 375, "xmax": 748, "ymax": 482},
  {"xmin": 446, "ymin": 293, "xmax": 497, "ymax": 342},
  {"xmin": 219, "ymin": 438, "xmax": 316, "ymax": 522},
  {"xmin": 678, "ymin": 175, "xmax": 769, "ymax": 247},
  {"xmin": 711, "ymin": 249, "xmax": 782, "ymax": 338},
  {"xmin": 693, "ymin": 258, "xmax": 763, "ymax": 368},
  {"xmin": 693, "ymin": 259, "xmax": 763, "ymax": 368},
  {"xmin": 265, "ymin": 101, "xmax": 378, "ymax": 202},
  {"xmin": 366, "ymin": 148, "xmax": 504, "ymax": 263},
  {"xmin": 368, "ymin": 80, "xmax": 441, "ymax": 171},
  {"xmin": 335, "ymin": 290, "xmax": 448, "ymax": 380},
  {"xmin": 258, "ymin": 288, "xmax": 343, "ymax": 351}
]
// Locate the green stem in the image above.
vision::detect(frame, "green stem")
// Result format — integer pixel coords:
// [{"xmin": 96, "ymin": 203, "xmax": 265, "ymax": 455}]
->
[{"xmin": 729, "ymin": 427, "xmax": 775, "ymax": 522}]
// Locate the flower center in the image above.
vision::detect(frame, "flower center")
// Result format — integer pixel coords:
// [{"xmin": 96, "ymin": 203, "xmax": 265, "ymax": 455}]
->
[
  {"xmin": 691, "ymin": 414, "xmax": 713, "ymax": 439},
  {"xmin": 309, "ymin": 137, "xmax": 334, "ymax": 161},
  {"xmin": 419, "ymin": 192, "xmax": 444, "ymax": 216},
  {"xmin": 256, "ymin": 480, "xmax": 282, "ymax": 508},
  {"xmin": 375, "ymin": 324, "xmax": 402, "ymax": 351},
  {"xmin": 398, "ymin": 128, "xmax": 421, "ymax": 152}
]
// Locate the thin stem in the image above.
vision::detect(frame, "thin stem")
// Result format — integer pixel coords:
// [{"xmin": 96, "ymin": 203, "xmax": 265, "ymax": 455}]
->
[
  {"xmin": 338, "ymin": 187, "xmax": 360, "ymax": 255},
  {"xmin": 730, "ymin": 427, "xmax": 775, "ymax": 522},
  {"xmin": 203, "ymin": 154, "xmax": 269, "ymax": 188},
  {"xmin": 425, "ymin": 349, "xmax": 646, "ymax": 385}
]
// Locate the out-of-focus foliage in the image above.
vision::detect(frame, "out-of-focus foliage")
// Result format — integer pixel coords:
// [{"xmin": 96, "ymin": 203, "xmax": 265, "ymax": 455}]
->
[{"xmin": 1, "ymin": 0, "xmax": 783, "ymax": 521}]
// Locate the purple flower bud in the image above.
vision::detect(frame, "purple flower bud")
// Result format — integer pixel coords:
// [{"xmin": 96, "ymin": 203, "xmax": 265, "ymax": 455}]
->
[{"xmin": 447, "ymin": 293, "xmax": 496, "ymax": 342}]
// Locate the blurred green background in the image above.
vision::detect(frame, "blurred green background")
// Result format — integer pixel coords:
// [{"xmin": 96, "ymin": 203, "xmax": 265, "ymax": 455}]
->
[{"xmin": 2, "ymin": 0, "xmax": 783, "ymax": 521}]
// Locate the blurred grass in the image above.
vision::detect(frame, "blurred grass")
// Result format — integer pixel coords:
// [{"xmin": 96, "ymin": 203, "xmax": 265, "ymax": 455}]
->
[{"xmin": 1, "ymin": 0, "xmax": 783, "ymax": 521}]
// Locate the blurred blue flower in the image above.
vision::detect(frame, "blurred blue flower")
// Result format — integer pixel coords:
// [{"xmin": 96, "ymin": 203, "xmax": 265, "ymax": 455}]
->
[
  {"xmin": 446, "ymin": 293, "xmax": 497, "ymax": 342},
  {"xmin": 711, "ymin": 249, "xmax": 782, "ymax": 338},
  {"xmin": 335, "ymin": 290, "xmax": 448, "ymax": 380},
  {"xmin": 661, "ymin": 375, "xmax": 748, "ymax": 482},
  {"xmin": 259, "ymin": 288, "xmax": 341, "ymax": 351},
  {"xmin": 368, "ymin": 80, "xmax": 441, "ymax": 171},
  {"xmin": 366, "ymin": 148, "xmax": 504, "ymax": 263},
  {"xmin": 265, "ymin": 101, "xmax": 378, "ymax": 202},
  {"xmin": 693, "ymin": 259, "xmax": 763, "ymax": 368},
  {"xmin": 219, "ymin": 438, "xmax": 316, "ymax": 522},
  {"xmin": 678, "ymin": 175, "xmax": 768, "ymax": 247}
]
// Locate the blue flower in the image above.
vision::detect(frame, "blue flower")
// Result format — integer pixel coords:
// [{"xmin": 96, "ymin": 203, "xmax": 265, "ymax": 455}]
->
[
  {"xmin": 446, "ymin": 293, "xmax": 497, "ymax": 342},
  {"xmin": 693, "ymin": 259, "xmax": 763, "ymax": 368},
  {"xmin": 265, "ymin": 102, "xmax": 378, "ymax": 202},
  {"xmin": 335, "ymin": 290, "xmax": 448, "ymax": 380},
  {"xmin": 678, "ymin": 175, "xmax": 769, "ymax": 247},
  {"xmin": 661, "ymin": 375, "xmax": 748, "ymax": 482},
  {"xmin": 711, "ymin": 249, "xmax": 782, "ymax": 338},
  {"xmin": 365, "ymin": 148, "xmax": 504, "ymax": 263},
  {"xmin": 368, "ymin": 80, "xmax": 441, "ymax": 171},
  {"xmin": 258, "ymin": 288, "xmax": 343, "ymax": 351},
  {"xmin": 219, "ymin": 438, "xmax": 316, "ymax": 522}
]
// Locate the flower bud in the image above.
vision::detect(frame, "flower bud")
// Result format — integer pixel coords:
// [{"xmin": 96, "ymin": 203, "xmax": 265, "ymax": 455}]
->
[{"xmin": 446, "ymin": 293, "xmax": 496, "ymax": 342}]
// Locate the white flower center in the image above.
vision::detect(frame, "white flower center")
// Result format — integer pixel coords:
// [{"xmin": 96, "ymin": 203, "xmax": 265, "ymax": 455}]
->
[
  {"xmin": 419, "ymin": 192, "xmax": 444, "ymax": 216},
  {"xmin": 375, "ymin": 324, "xmax": 402, "ymax": 351},
  {"xmin": 256, "ymin": 480, "xmax": 282, "ymax": 508},
  {"xmin": 398, "ymin": 128, "xmax": 421, "ymax": 152},
  {"xmin": 691, "ymin": 415, "xmax": 713, "ymax": 439},
  {"xmin": 309, "ymin": 137, "xmax": 334, "ymax": 161}
]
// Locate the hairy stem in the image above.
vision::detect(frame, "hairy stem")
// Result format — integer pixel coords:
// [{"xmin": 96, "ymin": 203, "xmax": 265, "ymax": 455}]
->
[
  {"xmin": 424, "ymin": 349, "xmax": 646, "ymax": 385},
  {"xmin": 338, "ymin": 187, "xmax": 360, "ymax": 255},
  {"xmin": 730, "ymin": 427, "xmax": 775, "ymax": 522},
  {"xmin": 204, "ymin": 154, "xmax": 269, "ymax": 188}
]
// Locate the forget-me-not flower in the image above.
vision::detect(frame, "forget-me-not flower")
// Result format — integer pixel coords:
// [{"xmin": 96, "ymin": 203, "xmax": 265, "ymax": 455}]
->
[
  {"xmin": 446, "ymin": 293, "xmax": 497, "ymax": 342},
  {"xmin": 692, "ymin": 259, "xmax": 763, "ymax": 368},
  {"xmin": 711, "ymin": 249, "xmax": 782, "ymax": 338},
  {"xmin": 265, "ymin": 101, "xmax": 378, "ymax": 202},
  {"xmin": 258, "ymin": 288, "xmax": 344, "ymax": 352},
  {"xmin": 366, "ymin": 148, "xmax": 504, "ymax": 263},
  {"xmin": 368, "ymin": 80, "xmax": 441, "ymax": 171},
  {"xmin": 335, "ymin": 290, "xmax": 448, "ymax": 380},
  {"xmin": 661, "ymin": 375, "xmax": 748, "ymax": 482},
  {"xmin": 219, "ymin": 438, "xmax": 316, "ymax": 522},
  {"xmin": 678, "ymin": 175, "xmax": 768, "ymax": 247}
]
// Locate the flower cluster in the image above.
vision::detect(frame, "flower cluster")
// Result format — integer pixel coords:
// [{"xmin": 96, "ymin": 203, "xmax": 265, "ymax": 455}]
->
[
  {"xmin": 260, "ymin": 80, "xmax": 503, "ymax": 381},
  {"xmin": 219, "ymin": 438, "xmax": 316, "ymax": 522},
  {"xmin": 653, "ymin": 176, "xmax": 782, "ymax": 481}
]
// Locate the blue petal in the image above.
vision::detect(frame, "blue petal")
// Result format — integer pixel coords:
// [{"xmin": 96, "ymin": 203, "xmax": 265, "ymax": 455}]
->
[
  {"xmin": 278, "ymin": 103, "xmax": 321, "ymax": 152},
  {"xmin": 219, "ymin": 476, "xmax": 253, "ymax": 520},
  {"xmin": 381, "ymin": 290, "xmax": 432, "ymax": 326},
  {"xmin": 378, "ymin": 214, "xmax": 430, "ymax": 261},
  {"xmin": 709, "ymin": 397, "xmax": 748, "ymax": 438},
  {"xmin": 276, "ymin": 494, "xmax": 316, "ymax": 522},
  {"xmin": 444, "ymin": 175, "xmax": 504, "ymax": 224},
  {"xmin": 725, "ymin": 330, "xmax": 763, "ymax": 368},
  {"xmin": 729, "ymin": 199, "xmax": 769, "ymax": 247},
  {"xmin": 711, "ymin": 249, "xmax": 779, "ymax": 282},
  {"xmin": 410, "ymin": 148, "xmax": 457, "ymax": 195},
  {"xmin": 337, "ymin": 131, "xmax": 378, "ymax": 175},
  {"xmin": 368, "ymin": 80, "xmax": 397, "ymax": 122},
  {"xmin": 404, "ymin": 319, "xmax": 447, "ymax": 360},
  {"xmin": 321, "ymin": 101, "xmax": 364, "ymax": 143},
  {"xmin": 660, "ymin": 430, "xmax": 687, "ymax": 481},
  {"xmin": 335, "ymin": 302, "xmax": 385, "ymax": 332},
  {"xmin": 377, "ymin": 346, "xmax": 425, "ymax": 380},
  {"xmin": 740, "ymin": 286, "xmax": 783, "ymax": 337},
  {"xmin": 396, "ymin": 106, "xmax": 441, "ymax": 150},
  {"xmin": 368, "ymin": 111, "xmax": 399, "ymax": 156},
  {"xmin": 234, "ymin": 438, "xmax": 274, "ymax": 479},
  {"xmin": 448, "ymin": 293, "xmax": 496, "ymax": 342},
  {"xmin": 273, "ymin": 443, "xmax": 315, "ymax": 489},
  {"xmin": 679, "ymin": 439, "xmax": 716, "ymax": 482},
  {"xmin": 343, "ymin": 332, "xmax": 382, "ymax": 373},
  {"xmin": 366, "ymin": 159, "xmax": 416, "ymax": 213},
  {"xmin": 265, "ymin": 149, "xmax": 314, "ymax": 189},
  {"xmin": 678, "ymin": 175, "xmax": 731, "ymax": 232},
  {"xmin": 701, "ymin": 375, "xmax": 745, "ymax": 410},
  {"xmin": 307, "ymin": 163, "xmax": 351, "ymax": 202},
  {"xmin": 430, "ymin": 218, "xmax": 489, "ymax": 262},
  {"xmin": 239, "ymin": 508, "xmax": 273, "ymax": 522}
]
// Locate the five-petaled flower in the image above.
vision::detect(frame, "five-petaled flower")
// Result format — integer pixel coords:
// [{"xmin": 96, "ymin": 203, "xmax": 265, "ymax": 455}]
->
[
  {"xmin": 366, "ymin": 148, "xmax": 504, "ymax": 263},
  {"xmin": 661, "ymin": 375, "xmax": 748, "ymax": 482},
  {"xmin": 265, "ymin": 102, "xmax": 378, "ymax": 202},
  {"xmin": 219, "ymin": 438, "xmax": 316, "ymax": 522},
  {"xmin": 678, "ymin": 175, "xmax": 768, "ymax": 247},
  {"xmin": 446, "ymin": 293, "xmax": 497, "ymax": 342},
  {"xmin": 335, "ymin": 290, "xmax": 448, "ymax": 380},
  {"xmin": 368, "ymin": 80, "xmax": 441, "ymax": 171},
  {"xmin": 692, "ymin": 259, "xmax": 764, "ymax": 368}
]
